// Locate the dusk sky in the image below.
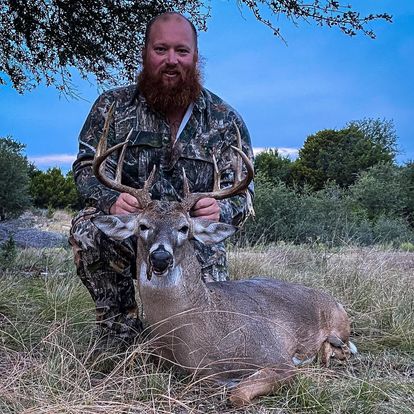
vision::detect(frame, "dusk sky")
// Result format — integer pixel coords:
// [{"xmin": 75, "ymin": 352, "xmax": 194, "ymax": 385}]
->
[{"xmin": 1, "ymin": 0, "xmax": 413, "ymax": 172}]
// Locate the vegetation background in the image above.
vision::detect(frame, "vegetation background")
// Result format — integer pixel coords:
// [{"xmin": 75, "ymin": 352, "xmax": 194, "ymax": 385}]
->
[{"xmin": 0, "ymin": 1, "xmax": 413, "ymax": 412}]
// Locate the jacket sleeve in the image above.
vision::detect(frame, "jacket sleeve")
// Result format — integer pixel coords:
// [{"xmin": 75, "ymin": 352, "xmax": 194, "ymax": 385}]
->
[
  {"xmin": 72, "ymin": 93, "xmax": 121, "ymax": 214},
  {"xmin": 217, "ymin": 116, "xmax": 255, "ymax": 226}
]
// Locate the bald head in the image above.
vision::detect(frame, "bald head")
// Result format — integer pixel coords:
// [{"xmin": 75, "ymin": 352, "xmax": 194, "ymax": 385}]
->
[{"xmin": 144, "ymin": 12, "xmax": 198, "ymax": 51}]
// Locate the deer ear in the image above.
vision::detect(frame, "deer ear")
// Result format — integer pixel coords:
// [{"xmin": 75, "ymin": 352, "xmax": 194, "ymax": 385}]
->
[
  {"xmin": 92, "ymin": 215, "xmax": 138, "ymax": 240},
  {"xmin": 191, "ymin": 219, "xmax": 237, "ymax": 245}
]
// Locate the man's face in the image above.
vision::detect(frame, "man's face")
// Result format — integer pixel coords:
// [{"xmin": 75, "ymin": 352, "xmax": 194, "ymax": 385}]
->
[{"xmin": 143, "ymin": 16, "xmax": 198, "ymax": 88}]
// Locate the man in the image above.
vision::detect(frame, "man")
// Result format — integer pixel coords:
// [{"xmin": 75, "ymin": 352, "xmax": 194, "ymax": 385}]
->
[{"xmin": 70, "ymin": 12, "xmax": 254, "ymax": 345}]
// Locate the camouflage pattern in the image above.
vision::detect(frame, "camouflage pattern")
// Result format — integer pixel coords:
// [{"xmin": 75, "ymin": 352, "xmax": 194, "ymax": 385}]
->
[{"xmin": 70, "ymin": 85, "xmax": 254, "ymax": 337}]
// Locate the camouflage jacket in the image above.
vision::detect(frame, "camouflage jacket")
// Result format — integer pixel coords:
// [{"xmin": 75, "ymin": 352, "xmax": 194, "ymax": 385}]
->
[{"xmin": 73, "ymin": 85, "xmax": 254, "ymax": 226}]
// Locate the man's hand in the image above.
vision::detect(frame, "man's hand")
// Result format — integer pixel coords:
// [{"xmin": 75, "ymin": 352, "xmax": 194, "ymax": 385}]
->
[
  {"xmin": 110, "ymin": 193, "xmax": 142, "ymax": 215},
  {"xmin": 191, "ymin": 197, "xmax": 220, "ymax": 221}
]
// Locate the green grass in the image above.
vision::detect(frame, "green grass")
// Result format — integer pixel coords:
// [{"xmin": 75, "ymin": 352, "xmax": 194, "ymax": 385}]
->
[{"xmin": 1, "ymin": 245, "xmax": 413, "ymax": 413}]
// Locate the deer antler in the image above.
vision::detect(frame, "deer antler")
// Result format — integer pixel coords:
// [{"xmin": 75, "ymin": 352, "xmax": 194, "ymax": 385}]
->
[
  {"xmin": 181, "ymin": 121, "xmax": 254, "ymax": 211},
  {"xmin": 92, "ymin": 102, "xmax": 156, "ymax": 209}
]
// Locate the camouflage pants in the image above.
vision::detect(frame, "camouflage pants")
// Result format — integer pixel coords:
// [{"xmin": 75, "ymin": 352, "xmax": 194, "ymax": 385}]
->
[{"xmin": 69, "ymin": 207, "xmax": 228, "ymax": 340}]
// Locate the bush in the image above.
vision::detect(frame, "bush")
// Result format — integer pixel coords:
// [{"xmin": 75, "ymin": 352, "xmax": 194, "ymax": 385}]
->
[
  {"xmin": 0, "ymin": 235, "xmax": 17, "ymax": 268},
  {"xmin": 349, "ymin": 162, "xmax": 405, "ymax": 221},
  {"xmin": 254, "ymin": 149, "xmax": 294, "ymax": 186},
  {"xmin": 242, "ymin": 176, "xmax": 354, "ymax": 246},
  {"xmin": 30, "ymin": 167, "xmax": 81, "ymax": 210},
  {"xmin": 371, "ymin": 216, "xmax": 414, "ymax": 247},
  {"xmin": 0, "ymin": 137, "xmax": 31, "ymax": 220},
  {"xmin": 240, "ymin": 173, "xmax": 414, "ymax": 247}
]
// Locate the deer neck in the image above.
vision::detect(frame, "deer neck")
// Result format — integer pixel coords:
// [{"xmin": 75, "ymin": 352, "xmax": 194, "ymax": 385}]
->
[{"xmin": 136, "ymin": 244, "xmax": 210, "ymax": 324}]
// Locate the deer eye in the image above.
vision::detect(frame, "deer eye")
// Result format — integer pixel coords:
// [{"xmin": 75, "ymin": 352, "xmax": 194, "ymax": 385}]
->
[
  {"xmin": 178, "ymin": 225, "xmax": 189, "ymax": 234},
  {"xmin": 139, "ymin": 224, "xmax": 149, "ymax": 232}
]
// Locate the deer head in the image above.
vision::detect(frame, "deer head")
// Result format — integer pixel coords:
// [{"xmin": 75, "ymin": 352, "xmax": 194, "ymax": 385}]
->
[{"xmin": 91, "ymin": 102, "xmax": 253, "ymax": 280}]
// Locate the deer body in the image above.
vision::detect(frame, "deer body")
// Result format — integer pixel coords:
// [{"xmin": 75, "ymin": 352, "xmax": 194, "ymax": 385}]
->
[
  {"xmin": 94, "ymin": 202, "xmax": 352, "ymax": 404},
  {"xmin": 139, "ymin": 271, "xmax": 350, "ymax": 379},
  {"xmin": 91, "ymin": 110, "xmax": 355, "ymax": 405}
]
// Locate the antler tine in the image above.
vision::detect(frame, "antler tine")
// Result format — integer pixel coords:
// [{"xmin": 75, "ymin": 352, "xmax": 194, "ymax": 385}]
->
[
  {"xmin": 92, "ymin": 103, "xmax": 156, "ymax": 208},
  {"xmin": 115, "ymin": 128, "xmax": 134, "ymax": 182},
  {"xmin": 182, "ymin": 167, "xmax": 191, "ymax": 197},
  {"xmin": 212, "ymin": 155, "xmax": 221, "ymax": 192},
  {"xmin": 233, "ymin": 120, "xmax": 243, "ymax": 182},
  {"xmin": 181, "ymin": 122, "xmax": 254, "ymax": 212}
]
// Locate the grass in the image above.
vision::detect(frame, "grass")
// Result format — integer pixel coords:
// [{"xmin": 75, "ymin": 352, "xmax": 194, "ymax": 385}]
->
[{"xmin": 0, "ymin": 244, "xmax": 413, "ymax": 413}]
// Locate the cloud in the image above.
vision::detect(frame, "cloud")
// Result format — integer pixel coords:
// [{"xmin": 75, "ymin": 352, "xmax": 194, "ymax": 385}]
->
[
  {"xmin": 29, "ymin": 154, "xmax": 76, "ymax": 167},
  {"xmin": 253, "ymin": 147, "xmax": 299, "ymax": 159}
]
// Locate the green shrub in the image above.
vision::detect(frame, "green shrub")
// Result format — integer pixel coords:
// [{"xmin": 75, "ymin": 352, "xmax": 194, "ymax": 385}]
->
[
  {"xmin": 30, "ymin": 167, "xmax": 81, "ymax": 210},
  {"xmin": 400, "ymin": 242, "xmax": 414, "ymax": 252},
  {"xmin": 0, "ymin": 234, "xmax": 17, "ymax": 267},
  {"xmin": 241, "ymin": 173, "xmax": 414, "ymax": 247},
  {"xmin": 0, "ymin": 137, "xmax": 31, "ymax": 220},
  {"xmin": 349, "ymin": 162, "xmax": 405, "ymax": 221}
]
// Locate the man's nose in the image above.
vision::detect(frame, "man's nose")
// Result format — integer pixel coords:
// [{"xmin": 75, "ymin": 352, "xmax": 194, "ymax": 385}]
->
[{"xmin": 166, "ymin": 49, "xmax": 178, "ymax": 65}]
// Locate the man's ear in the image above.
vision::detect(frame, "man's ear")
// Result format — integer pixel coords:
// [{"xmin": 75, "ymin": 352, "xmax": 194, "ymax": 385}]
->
[
  {"xmin": 92, "ymin": 215, "xmax": 138, "ymax": 240},
  {"xmin": 191, "ymin": 218, "xmax": 237, "ymax": 245}
]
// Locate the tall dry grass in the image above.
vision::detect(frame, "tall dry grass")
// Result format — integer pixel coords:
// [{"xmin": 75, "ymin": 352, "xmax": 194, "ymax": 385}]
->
[{"xmin": 0, "ymin": 245, "xmax": 413, "ymax": 413}]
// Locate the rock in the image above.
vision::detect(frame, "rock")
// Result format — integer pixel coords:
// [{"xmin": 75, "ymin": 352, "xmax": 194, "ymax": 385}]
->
[{"xmin": 0, "ymin": 210, "xmax": 70, "ymax": 249}]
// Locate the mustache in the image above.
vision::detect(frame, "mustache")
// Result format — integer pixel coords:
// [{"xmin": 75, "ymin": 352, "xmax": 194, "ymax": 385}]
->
[{"xmin": 137, "ymin": 63, "xmax": 202, "ymax": 113}]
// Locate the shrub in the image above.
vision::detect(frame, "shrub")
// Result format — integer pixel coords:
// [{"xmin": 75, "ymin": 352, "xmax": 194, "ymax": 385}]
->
[
  {"xmin": 0, "ymin": 137, "xmax": 31, "ymax": 220},
  {"xmin": 30, "ymin": 167, "xmax": 81, "ymax": 210},
  {"xmin": 0, "ymin": 234, "xmax": 17, "ymax": 267},
  {"xmin": 349, "ymin": 162, "xmax": 405, "ymax": 221}
]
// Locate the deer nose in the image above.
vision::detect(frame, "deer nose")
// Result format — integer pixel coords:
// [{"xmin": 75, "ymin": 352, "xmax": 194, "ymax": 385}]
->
[{"xmin": 150, "ymin": 246, "xmax": 173, "ymax": 274}]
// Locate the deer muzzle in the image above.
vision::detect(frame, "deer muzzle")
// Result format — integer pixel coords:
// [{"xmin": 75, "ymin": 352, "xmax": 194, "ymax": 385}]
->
[{"xmin": 149, "ymin": 246, "xmax": 173, "ymax": 275}]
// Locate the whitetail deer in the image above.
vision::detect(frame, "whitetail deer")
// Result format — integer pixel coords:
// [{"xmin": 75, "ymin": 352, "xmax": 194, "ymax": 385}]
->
[{"xmin": 91, "ymin": 104, "xmax": 356, "ymax": 406}]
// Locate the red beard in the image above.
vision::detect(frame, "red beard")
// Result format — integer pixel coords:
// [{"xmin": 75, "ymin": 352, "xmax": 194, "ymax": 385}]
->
[{"xmin": 137, "ymin": 63, "xmax": 202, "ymax": 114}]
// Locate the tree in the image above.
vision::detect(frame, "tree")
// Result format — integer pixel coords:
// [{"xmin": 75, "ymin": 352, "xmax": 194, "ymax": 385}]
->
[
  {"xmin": 29, "ymin": 167, "xmax": 81, "ymax": 210},
  {"xmin": 254, "ymin": 149, "xmax": 293, "ymax": 185},
  {"xmin": 0, "ymin": 137, "xmax": 31, "ymax": 220},
  {"xmin": 400, "ymin": 161, "xmax": 414, "ymax": 226},
  {"xmin": 293, "ymin": 122, "xmax": 395, "ymax": 190},
  {"xmin": 0, "ymin": 1, "xmax": 391, "ymax": 94},
  {"xmin": 347, "ymin": 118, "xmax": 398, "ymax": 160}
]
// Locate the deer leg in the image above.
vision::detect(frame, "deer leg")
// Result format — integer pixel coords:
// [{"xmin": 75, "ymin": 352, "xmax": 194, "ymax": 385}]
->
[
  {"xmin": 229, "ymin": 365, "xmax": 295, "ymax": 407},
  {"xmin": 319, "ymin": 336, "xmax": 356, "ymax": 367}
]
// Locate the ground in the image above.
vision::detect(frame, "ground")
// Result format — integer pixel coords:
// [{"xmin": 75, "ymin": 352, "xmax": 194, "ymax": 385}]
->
[{"xmin": 0, "ymin": 210, "xmax": 413, "ymax": 413}]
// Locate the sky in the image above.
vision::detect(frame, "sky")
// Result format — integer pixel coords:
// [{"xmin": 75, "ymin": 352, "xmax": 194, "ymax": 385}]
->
[{"xmin": 1, "ymin": 0, "xmax": 413, "ymax": 172}]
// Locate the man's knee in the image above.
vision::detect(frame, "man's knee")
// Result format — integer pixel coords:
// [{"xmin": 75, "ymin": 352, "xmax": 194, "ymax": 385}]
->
[{"xmin": 69, "ymin": 207, "xmax": 103, "ymax": 266}]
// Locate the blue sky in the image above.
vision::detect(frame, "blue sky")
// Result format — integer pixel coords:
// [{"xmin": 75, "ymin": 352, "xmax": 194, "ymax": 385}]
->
[{"xmin": 1, "ymin": 0, "xmax": 413, "ymax": 171}]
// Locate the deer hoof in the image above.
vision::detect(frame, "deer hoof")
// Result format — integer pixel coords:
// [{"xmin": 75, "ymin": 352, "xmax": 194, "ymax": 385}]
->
[{"xmin": 229, "ymin": 388, "xmax": 253, "ymax": 407}]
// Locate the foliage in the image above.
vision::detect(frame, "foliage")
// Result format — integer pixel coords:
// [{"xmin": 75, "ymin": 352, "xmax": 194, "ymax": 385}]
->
[
  {"xmin": 400, "ymin": 161, "xmax": 414, "ymax": 225},
  {"xmin": 400, "ymin": 242, "xmax": 414, "ymax": 252},
  {"xmin": 293, "ymin": 122, "xmax": 395, "ymax": 190},
  {"xmin": 242, "ymin": 174, "xmax": 353, "ymax": 245},
  {"xmin": 347, "ymin": 118, "xmax": 398, "ymax": 160},
  {"xmin": 0, "ymin": 234, "xmax": 17, "ymax": 267},
  {"xmin": 240, "ymin": 171, "xmax": 414, "ymax": 247},
  {"xmin": 0, "ymin": 136, "xmax": 31, "ymax": 220},
  {"xmin": 29, "ymin": 167, "xmax": 81, "ymax": 210},
  {"xmin": 348, "ymin": 162, "xmax": 406, "ymax": 221},
  {"xmin": 0, "ymin": 1, "xmax": 391, "ymax": 94},
  {"xmin": 254, "ymin": 149, "xmax": 294, "ymax": 185}
]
